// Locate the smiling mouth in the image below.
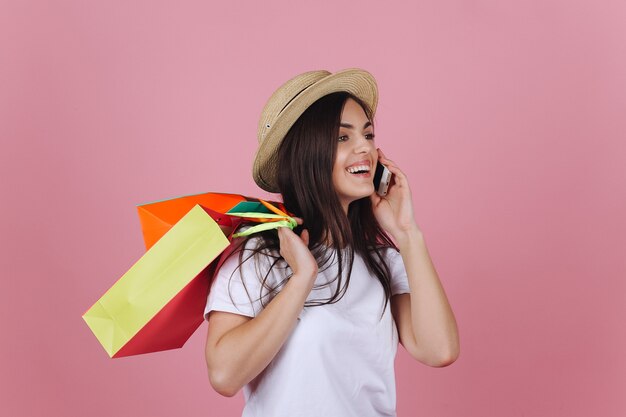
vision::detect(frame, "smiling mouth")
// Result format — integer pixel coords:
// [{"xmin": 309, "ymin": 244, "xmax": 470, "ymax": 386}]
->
[{"xmin": 345, "ymin": 165, "xmax": 371, "ymax": 176}]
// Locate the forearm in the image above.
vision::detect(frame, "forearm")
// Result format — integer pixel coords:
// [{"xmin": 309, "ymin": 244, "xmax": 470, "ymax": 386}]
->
[
  {"xmin": 397, "ymin": 228, "xmax": 459, "ymax": 363},
  {"xmin": 209, "ymin": 273, "xmax": 314, "ymax": 393}
]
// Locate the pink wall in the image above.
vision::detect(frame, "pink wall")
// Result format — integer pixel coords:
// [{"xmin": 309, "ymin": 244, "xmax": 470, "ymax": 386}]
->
[{"xmin": 1, "ymin": 0, "xmax": 625, "ymax": 416}]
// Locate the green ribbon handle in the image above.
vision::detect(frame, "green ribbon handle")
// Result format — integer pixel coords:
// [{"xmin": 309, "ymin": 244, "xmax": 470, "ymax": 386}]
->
[{"xmin": 228, "ymin": 212, "xmax": 297, "ymax": 238}]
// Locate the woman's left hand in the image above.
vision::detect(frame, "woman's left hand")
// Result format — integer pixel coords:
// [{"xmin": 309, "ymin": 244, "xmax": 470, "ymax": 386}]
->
[{"xmin": 370, "ymin": 148, "xmax": 421, "ymax": 240}]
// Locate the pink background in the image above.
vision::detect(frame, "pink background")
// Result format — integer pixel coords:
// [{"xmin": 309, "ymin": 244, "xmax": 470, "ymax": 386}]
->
[{"xmin": 1, "ymin": 0, "xmax": 625, "ymax": 416}]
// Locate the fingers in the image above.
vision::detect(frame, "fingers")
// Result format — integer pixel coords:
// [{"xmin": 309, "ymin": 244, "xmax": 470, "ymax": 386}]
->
[
  {"xmin": 278, "ymin": 223, "xmax": 309, "ymax": 246},
  {"xmin": 377, "ymin": 148, "xmax": 410, "ymax": 190},
  {"xmin": 300, "ymin": 228, "xmax": 309, "ymax": 246},
  {"xmin": 378, "ymin": 147, "xmax": 407, "ymax": 173},
  {"xmin": 277, "ymin": 225, "xmax": 287, "ymax": 244},
  {"xmin": 278, "ymin": 226, "xmax": 295, "ymax": 259},
  {"xmin": 277, "ymin": 225, "xmax": 315, "ymax": 276},
  {"xmin": 384, "ymin": 163, "xmax": 405, "ymax": 179},
  {"xmin": 377, "ymin": 147, "xmax": 398, "ymax": 168},
  {"xmin": 377, "ymin": 148, "xmax": 392, "ymax": 164}
]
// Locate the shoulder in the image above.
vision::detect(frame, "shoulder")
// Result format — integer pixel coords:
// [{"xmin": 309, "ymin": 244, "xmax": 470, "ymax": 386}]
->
[
  {"xmin": 217, "ymin": 233, "xmax": 281, "ymax": 275},
  {"xmin": 374, "ymin": 245, "xmax": 408, "ymax": 278},
  {"xmin": 375, "ymin": 245, "xmax": 402, "ymax": 263},
  {"xmin": 227, "ymin": 232, "xmax": 276, "ymax": 259}
]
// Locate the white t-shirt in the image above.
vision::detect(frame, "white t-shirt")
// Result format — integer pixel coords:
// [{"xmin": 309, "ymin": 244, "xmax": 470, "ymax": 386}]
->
[{"xmin": 204, "ymin": 237, "xmax": 411, "ymax": 417}]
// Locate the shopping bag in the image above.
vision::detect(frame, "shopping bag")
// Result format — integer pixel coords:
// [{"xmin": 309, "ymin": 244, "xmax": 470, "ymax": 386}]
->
[
  {"xmin": 82, "ymin": 198, "xmax": 296, "ymax": 358},
  {"xmin": 136, "ymin": 192, "xmax": 287, "ymax": 249},
  {"xmin": 82, "ymin": 205, "xmax": 233, "ymax": 358}
]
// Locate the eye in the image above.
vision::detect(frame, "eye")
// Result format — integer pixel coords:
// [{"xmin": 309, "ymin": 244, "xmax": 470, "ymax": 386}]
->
[
  {"xmin": 338, "ymin": 135, "xmax": 349, "ymax": 142},
  {"xmin": 366, "ymin": 133, "xmax": 375, "ymax": 140}
]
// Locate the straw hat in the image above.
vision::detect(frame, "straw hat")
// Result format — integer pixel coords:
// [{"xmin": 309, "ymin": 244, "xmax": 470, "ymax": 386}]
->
[{"xmin": 252, "ymin": 68, "xmax": 379, "ymax": 193}]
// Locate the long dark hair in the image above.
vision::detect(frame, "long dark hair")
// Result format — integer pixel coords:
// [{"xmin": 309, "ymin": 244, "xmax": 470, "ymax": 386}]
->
[{"xmin": 226, "ymin": 91, "xmax": 397, "ymax": 318}]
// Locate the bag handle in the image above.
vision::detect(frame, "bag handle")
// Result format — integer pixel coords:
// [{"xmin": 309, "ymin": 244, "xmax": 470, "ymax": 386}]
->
[{"xmin": 228, "ymin": 200, "xmax": 297, "ymax": 238}]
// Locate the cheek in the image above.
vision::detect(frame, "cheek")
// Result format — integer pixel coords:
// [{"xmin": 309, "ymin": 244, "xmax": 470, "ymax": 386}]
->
[
  {"xmin": 332, "ymin": 148, "xmax": 347, "ymax": 176},
  {"xmin": 331, "ymin": 163, "xmax": 344, "ymax": 187}
]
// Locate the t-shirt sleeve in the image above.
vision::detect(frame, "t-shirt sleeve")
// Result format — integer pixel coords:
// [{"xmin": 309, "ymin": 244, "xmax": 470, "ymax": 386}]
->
[
  {"xmin": 204, "ymin": 238, "xmax": 278, "ymax": 320},
  {"xmin": 386, "ymin": 248, "xmax": 411, "ymax": 295}
]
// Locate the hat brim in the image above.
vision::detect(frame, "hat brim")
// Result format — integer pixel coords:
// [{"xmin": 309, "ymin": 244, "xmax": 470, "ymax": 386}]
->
[{"xmin": 253, "ymin": 68, "xmax": 379, "ymax": 193}]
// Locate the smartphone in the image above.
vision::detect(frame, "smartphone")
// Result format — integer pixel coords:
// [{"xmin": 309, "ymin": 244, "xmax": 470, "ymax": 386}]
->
[{"xmin": 373, "ymin": 161, "xmax": 392, "ymax": 196}]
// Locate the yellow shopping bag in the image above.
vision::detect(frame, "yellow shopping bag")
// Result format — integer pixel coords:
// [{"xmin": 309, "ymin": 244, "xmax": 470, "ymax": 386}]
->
[{"xmin": 82, "ymin": 205, "xmax": 231, "ymax": 358}]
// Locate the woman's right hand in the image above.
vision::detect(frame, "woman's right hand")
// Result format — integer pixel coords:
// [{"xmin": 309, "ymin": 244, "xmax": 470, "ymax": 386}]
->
[
  {"xmin": 207, "ymin": 218, "xmax": 319, "ymax": 397},
  {"xmin": 277, "ymin": 218, "xmax": 318, "ymax": 281}
]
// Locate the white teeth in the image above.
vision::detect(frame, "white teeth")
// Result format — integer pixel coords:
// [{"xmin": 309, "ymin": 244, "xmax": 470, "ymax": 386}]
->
[{"xmin": 346, "ymin": 165, "xmax": 370, "ymax": 174}]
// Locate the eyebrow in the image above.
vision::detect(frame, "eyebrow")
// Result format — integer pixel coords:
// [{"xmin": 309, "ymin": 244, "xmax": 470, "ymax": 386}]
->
[{"xmin": 340, "ymin": 121, "xmax": 372, "ymax": 130}]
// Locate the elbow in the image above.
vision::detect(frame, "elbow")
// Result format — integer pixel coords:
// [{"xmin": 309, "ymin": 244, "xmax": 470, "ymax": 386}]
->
[
  {"xmin": 208, "ymin": 368, "xmax": 241, "ymax": 397},
  {"xmin": 213, "ymin": 384, "xmax": 239, "ymax": 398},
  {"xmin": 206, "ymin": 351, "xmax": 242, "ymax": 397},
  {"xmin": 433, "ymin": 352, "xmax": 458, "ymax": 367},
  {"xmin": 408, "ymin": 343, "xmax": 460, "ymax": 367},
  {"xmin": 206, "ymin": 346, "xmax": 242, "ymax": 397},
  {"xmin": 434, "ymin": 345, "xmax": 460, "ymax": 367}
]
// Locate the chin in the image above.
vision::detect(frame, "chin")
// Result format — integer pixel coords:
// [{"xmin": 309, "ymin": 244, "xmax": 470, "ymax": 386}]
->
[
  {"xmin": 336, "ymin": 184, "xmax": 375, "ymax": 208},
  {"xmin": 352, "ymin": 188, "xmax": 375, "ymax": 202}
]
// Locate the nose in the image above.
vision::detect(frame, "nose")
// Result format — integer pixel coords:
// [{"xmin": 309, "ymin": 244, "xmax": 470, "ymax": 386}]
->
[{"xmin": 353, "ymin": 134, "xmax": 373, "ymax": 154}]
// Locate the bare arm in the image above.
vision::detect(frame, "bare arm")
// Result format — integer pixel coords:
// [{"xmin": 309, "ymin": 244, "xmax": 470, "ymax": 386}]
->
[
  {"xmin": 394, "ymin": 229, "xmax": 459, "ymax": 366},
  {"xmin": 371, "ymin": 148, "xmax": 459, "ymax": 367},
  {"xmin": 205, "ymin": 225, "xmax": 317, "ymax": 397}
]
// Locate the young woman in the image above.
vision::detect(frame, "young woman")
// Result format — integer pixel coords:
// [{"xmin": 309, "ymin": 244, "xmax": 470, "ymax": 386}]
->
[{"xmin": 204, "ymin": 68, "xmax": 459, "ymax": 416}]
